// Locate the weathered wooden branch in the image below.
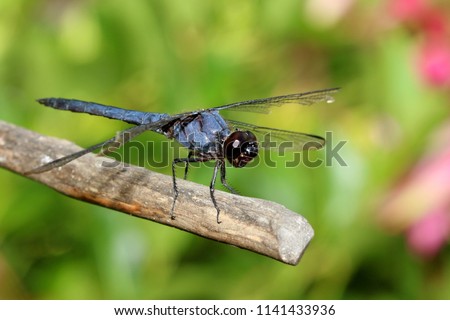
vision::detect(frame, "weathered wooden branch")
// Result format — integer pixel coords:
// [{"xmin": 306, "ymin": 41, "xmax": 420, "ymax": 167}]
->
[{"xmin": 0, "ymin": 120, "xmax": 314, "ymax": 265}]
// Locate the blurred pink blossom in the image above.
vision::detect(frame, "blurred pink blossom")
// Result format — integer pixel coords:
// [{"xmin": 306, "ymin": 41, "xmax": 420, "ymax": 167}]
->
[
  {"xmin": 407, "ymin": 206, "xmax": 450, "ymax": 258},
  {"xmin": 380, "ymin": 124, "xmax": 450, "ymax": 258},
  {"xmin": 417, "ymin": 38, "xmax": 450, "ymax": 87},
  {"xmin": 389, "ymin": 0, "xmax": 450, "ymax": 87},
  {"xmin": 420, "ymin": 8, "xmax": 446, "ymax": 36},
  {"xmin": 389, "ymin": 0, "xmax": 427, "ymax": 22},
  {"xmin": 382, "ymin": 2, "xmax": 450, "ymax": 258}
]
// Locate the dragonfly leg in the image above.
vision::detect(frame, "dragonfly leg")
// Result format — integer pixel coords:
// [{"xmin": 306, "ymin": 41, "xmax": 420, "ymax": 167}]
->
[
  {"xmin": 171, "ymin": 158, "xmax": 185, "ymax": 220},
  {"xmin": 172, "ymin": 156, "xmax": 223, "ymax": 223},
  {"xmin": 183, "ymin": 151, "xmax": 193, "ymax": 180},
  {"xmin": 219, "ymin": 163, "xmax": 238, "ymax": 194},
  {"xmin": 171, "ymin": 155, "xmax": 211, "ymax": 220},
  {"xmin": 210, "ymin": 160, "xmax": 222, "ymax": 224}
]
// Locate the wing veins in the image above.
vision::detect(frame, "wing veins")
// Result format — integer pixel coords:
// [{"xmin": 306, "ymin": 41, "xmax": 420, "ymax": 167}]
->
[
  {"xmin": 226, "ymin": 119, "xmax": 325, "ymax": 151},
  {"xmin": 211, "ymin": 87, "xmax": 340, "ymax": 114}
]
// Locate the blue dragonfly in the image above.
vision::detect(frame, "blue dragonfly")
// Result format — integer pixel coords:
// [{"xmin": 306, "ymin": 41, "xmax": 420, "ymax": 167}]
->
[{"xmin": 27, "ymin": 88, "xmax": 339, "ymax": 223}]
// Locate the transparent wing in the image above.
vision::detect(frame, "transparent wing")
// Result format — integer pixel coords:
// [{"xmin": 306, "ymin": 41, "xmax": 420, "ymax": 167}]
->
[
  {"xmin": 226, "ymin": 119, "xmax": 325, "ymax": 151},
  {"xmin": 26, "ymin": 116, "xmax": 180, "ymax": 174},
  {"xmin": 211, "ymin": 87, "xmax": 339, "ymax": 114}
]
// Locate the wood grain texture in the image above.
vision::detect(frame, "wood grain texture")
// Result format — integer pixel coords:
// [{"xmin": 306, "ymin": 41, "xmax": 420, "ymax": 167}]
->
[{"xmin": 0, "ymin": 120, "xmax": 314, "ymax": 265}]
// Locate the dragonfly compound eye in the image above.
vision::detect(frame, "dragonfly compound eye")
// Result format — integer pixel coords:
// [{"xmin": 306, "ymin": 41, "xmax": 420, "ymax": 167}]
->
[{"xmin": 224, "ymin": 131, "xmax": 258, "ymax": 168}]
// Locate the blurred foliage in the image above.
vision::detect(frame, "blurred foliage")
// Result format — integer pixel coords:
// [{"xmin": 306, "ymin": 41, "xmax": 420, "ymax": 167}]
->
[{"xmin": 1, "ymin": 0, "xmax": 450, "ymax": 299}]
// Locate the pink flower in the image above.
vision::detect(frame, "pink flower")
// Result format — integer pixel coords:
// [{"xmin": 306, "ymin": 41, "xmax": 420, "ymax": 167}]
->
[
  {"xmin": 420, "ymin": 8, "xmax": 447, "ymax": 37},
  {"xmin": 389, "ymin": 0, "xmax": 427, "ymax": 22},
  {"xmin": 380, "ymin": 124, "xmax": 450, "ymax": 258},
  {"xmin": 407, "ymin": 206, "xmax": 450, "ymax": 258},
  {"xmin": 389, "ymin": 0, "xmax": 450, "ymax": 87},
  {"xmin": 417, "ymin": 39, "xmax": 450, "ymax": 87}
]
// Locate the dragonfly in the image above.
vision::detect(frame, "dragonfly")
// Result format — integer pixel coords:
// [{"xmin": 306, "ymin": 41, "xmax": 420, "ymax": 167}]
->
[{"xmin": 27, "ymin": 87, "xmax": 339, "ymax": 223}]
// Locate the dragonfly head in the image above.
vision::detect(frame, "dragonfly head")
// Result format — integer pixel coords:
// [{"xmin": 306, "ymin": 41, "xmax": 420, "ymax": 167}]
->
[{"xmin": 224, "ymin": 131, "xmax": 258, "ymax": 168}]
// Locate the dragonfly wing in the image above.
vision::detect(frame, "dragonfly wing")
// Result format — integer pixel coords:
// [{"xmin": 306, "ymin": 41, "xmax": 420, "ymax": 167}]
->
[
  {"xmin": 26, "ymin": 116, "xmax": 181, "ymax": 174},
  {"xmin": 226, "ymin": 119, "xmax": 325, "ymax": 151},
  {"xmin": 211, "ymin": 87, "xmax": 339, "ymax": 114}
]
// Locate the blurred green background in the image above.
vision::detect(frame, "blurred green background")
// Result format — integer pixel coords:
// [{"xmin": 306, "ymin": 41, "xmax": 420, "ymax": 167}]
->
[{"xmin": 1, "ymin": 0, "xmax": 450, "ymax": 299}]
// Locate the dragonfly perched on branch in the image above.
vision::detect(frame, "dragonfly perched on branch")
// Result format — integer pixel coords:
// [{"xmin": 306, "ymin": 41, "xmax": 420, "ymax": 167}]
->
[{"xmin": 27, "ymin": 87, "xmax": 340, "ymax": 223}]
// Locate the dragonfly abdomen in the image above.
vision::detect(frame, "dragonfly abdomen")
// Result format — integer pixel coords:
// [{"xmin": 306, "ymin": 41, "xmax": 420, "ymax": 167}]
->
[{"xmin": 36, "ymin": 98, "xmax": 169, "ymax": 125}]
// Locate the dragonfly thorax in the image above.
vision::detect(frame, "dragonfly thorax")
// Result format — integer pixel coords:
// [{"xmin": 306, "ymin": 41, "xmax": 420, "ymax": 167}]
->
[{"xmin": 224, "ymin": 131, "xmax": 258, "ymax": 168}]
